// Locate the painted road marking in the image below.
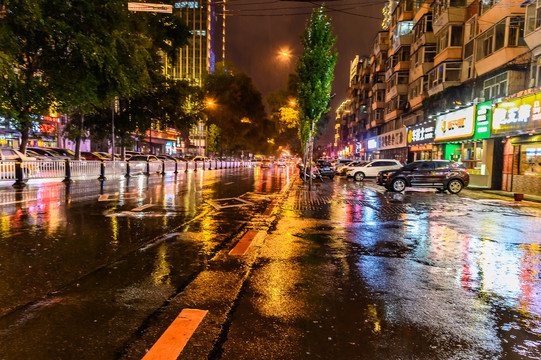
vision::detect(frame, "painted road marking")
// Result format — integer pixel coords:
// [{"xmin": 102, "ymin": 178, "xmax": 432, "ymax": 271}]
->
[
  {"xmin": 263, "ymin": 200, "xmax": 277, "ymax": 216},
  {"xmin": 142, "ymin": 309, "xmax": 208, "ymax": 360},
  {"xmin": 132, "ymin": 204, "xmax": 155, "ymax": 212},
  {"xmin": 229, "ymin": 230, "xmax": 259, "ymax": 256}
]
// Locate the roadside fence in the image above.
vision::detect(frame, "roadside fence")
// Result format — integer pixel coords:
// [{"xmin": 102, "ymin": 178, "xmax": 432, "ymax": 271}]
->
[{"xmin": 4, "ymin": 159, "xmax": 244, "ymax": 188}]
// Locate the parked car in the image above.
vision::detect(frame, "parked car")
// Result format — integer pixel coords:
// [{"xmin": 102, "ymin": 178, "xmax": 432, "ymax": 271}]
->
[
  {"xmin": 378, "ymin": 160, "xmax": 469, "ymax": 194},
  {"xmin": 26, "ymin": 149, "xmax": 50, "ymax": 161},
  {"xmin": 260, "ymin": 159, "xmax": 272, "ymax": 168},
  {"xmin": 276, "ymin": 159, "xmax": 286, "ymax": 167},
  {"xmin": 28, "ymin": 147, "xmax": 68, "ymax": 160},
  {"xmin": 315, "ymin": 160, "xmax": 336, "ymax": 179},
  {"xmin": 337, "ymin": 160, "xmax": 367, "ymax": 176},
  {"xmin": 0, "ymin": 148, "xmax": 36, "ymax": 161},
  {"xmin": 128, "ymin": 155, "xmax": 159, "ymax": 162},
  {"xmin": 347, "ymin": 159, "xmax": 402, "ymax": 181},
  {"xmin": 157, "ymin": 155, "xmax": 177, "ymax": 161},
  {"xmin": 191, "ymin": 156, "xmax": 210, "ymax": 162},
  {"xmin": 81, "ymin": 152, "xmax": 108, "ymax": 161},
  {"xmin": 46, "ymin": 148, "xmax": 76, "ymax": 159},
  {"xmin": 331, "ymin": 159, "xmax": 353, "ymax": 169}
]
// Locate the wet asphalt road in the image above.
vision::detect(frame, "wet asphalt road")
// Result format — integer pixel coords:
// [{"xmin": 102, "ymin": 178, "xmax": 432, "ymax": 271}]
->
[{"xmin": 0, "ymin": 167, "xmax": 540, "ymax": 359}]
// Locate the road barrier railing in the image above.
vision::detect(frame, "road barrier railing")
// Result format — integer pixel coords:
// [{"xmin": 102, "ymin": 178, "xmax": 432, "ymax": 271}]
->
[{"xmin": 0, "ymin": 158, "xmax": 244, "ymax": 188}]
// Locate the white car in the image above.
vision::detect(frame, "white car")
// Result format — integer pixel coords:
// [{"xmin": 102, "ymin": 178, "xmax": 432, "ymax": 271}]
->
[{"xmin": 347, "ymin": 159, "xmax": 403, "ymax": 181}]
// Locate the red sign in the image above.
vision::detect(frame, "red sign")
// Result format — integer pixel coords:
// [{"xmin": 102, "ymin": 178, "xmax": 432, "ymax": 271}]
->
[
  {"xmin": 42, "ymin": 116, "xmax": 58, "ymax": 123},
  {"xmin": 410, "ymin": 144, "xmax": 433, "ymax": 152},
  {"xmin": 40, "ymin": 123, "xmax": 56, "ymax": 133}
]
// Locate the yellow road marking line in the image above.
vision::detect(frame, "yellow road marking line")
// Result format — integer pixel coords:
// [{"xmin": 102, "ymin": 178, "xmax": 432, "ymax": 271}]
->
[
  {"xmin": 142, "ymin": 309, "xmax": 208, "ymax": 360},
  {"xmin": 229, "ymin": 230, "xmax": 259, "ymax": 256}
]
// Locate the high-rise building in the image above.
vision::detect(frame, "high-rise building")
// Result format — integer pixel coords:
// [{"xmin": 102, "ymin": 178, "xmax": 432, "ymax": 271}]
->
[{"xmin": 163, "ymin": 1, "xmax": 226, "ymax": 156}]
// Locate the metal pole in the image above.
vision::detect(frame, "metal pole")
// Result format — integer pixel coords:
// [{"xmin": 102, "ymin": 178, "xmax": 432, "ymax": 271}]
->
[{"xmin": 112, "ymin": 100, "xmax": 115, "ymax": 166}]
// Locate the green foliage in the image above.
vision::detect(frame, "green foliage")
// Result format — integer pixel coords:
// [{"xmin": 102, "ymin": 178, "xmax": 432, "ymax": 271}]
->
[
  {"xmin": 203, "ymin": 62, "xmax": 275, "ymax": 154},
  {"xmin": 266, "ymin": 73, "xmax": 301, "ymax": 154},
  {"xmin": 206, "ymin": 124, "xmax": 221, "ymax": 153},
  {"xmin": 296, "ymin": 6, "xmax": 337, "ymax": 149},
  {"xmin": 0, "ymin": 0, "xmax": 193, "ymax": 153}
]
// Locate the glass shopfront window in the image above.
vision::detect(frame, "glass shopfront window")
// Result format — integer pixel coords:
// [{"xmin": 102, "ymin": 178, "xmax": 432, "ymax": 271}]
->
[
  {"xmin": 463, "ymin": 141, "xmax": 484, "ymax": 174},
  {"xmin": 519, "ymin": 143, "xmax": 541, "ymax": 175}
]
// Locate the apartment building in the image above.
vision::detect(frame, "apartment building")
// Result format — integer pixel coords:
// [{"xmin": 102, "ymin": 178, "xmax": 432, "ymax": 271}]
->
[{"xmin": 333, "ymin": 0, "xmax": 541, "ymax": 195}]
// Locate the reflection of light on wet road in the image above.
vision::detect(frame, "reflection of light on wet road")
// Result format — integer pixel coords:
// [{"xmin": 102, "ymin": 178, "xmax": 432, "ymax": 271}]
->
[
  {"xmin": 151, "ymin": 243, "xmax": 171, "ymax": 286},
  {"xmin": 110, "ymin": 216, "xmax": 119, "ymax": 250}
]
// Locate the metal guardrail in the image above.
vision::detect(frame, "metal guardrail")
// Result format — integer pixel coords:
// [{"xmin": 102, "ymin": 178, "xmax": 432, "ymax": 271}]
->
[{"xmin": 1, "ymin": 159, "xmax": 246, "ymax": 188}]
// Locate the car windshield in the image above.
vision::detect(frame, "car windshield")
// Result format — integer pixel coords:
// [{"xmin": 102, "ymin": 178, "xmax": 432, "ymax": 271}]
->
[{"xmin": 129, "ymin": 156, "xmax": 148, "ymax": 161}]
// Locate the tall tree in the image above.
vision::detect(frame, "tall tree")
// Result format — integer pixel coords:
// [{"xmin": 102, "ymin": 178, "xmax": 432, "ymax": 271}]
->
[
  {"xmin": 296, "ymin": 6, "xmax": 337, "ymax": 186},
  {"xmin": 0, "ymin": 0, "xmax": 193, "ymax": 156},
  {"xmin": 266, "ymin": 73, "xmax": 301, "ymax": 155},
  {"xmin": 203, "ymin": 63, "xmax": 274, "ymax": 155}
]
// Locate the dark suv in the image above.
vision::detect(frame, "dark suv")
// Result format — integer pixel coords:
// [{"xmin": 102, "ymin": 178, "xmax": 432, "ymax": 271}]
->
[
  {"xmin": 316, "ymin": 160, "xmax": 336, "ymax": 179},
  {"xmin": 377, "ymin": 160, "xmax": 469, "ymax": 194}
]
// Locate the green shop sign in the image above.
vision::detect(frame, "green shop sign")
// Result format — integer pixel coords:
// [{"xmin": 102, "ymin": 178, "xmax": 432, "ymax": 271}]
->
[{"xmin": 474, "ymin": 101, "xmax": 492, "ymax": 139}]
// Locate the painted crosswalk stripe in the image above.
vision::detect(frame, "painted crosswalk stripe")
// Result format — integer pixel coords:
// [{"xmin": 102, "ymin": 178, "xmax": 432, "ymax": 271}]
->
[
  {"xmin": 132, "ymin": 204, "xmax": 155, "ymax": 212},
  {"xmin": 229, "ymin": 230, "xmax": 259, "ymax": 256},
  {"xmin": 142, "ymin": 309, "xmax": 208, "ymax": 360}
]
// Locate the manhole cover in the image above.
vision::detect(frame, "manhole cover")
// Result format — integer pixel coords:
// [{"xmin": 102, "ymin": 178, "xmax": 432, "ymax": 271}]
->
[{"xmin": 207, "ymin": 197, "xmax": 254, "ymax": 209}]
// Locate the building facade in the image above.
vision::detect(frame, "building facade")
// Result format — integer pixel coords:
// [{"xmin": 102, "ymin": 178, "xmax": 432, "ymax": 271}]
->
[{"xmin": 332, "ymin": 0, "xmax": 541, "ymax": 195}]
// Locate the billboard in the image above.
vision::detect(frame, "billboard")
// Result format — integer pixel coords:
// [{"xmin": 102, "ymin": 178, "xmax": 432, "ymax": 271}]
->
[
  {"xmin": 492, "ymin": 93, "xmax": 541, "ymax": 135},
  {"xmin": 435, "ymin": 106, "xmax": 475, "ymax": 142}
]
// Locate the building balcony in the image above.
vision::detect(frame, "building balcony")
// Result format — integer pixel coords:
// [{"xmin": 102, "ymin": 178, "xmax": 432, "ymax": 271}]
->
[
  {"xmin": 371, "ymin": 101, "xmax": 385, "ymax": 111},
  {"xmin": 412, "ymin": 33, "xmax": 436, "ymax": 52},
  {"xmin": 369, "ymin": 118, "xmax": 385, "ymax": 129},
  {"xmin": 392, "ymin": 33, "xmax": 412, "ymax": 53},
  {"xmin": 475, "ymin": 47, "xmax": 530, "ymax": 76},
  {"xmin": 478, "ymin": 0, "xmax": 525, "ymax": 33},
  {"xmin": 525, "ymin": 27, "xmax": 541, "ymax": 57},
  {"xmin": 427, "ymin": 81, "xmax": 460, "ymax": 97},
  {"xmin": 373, "ymin": 32, "xmax": 389, "ymax": 55},
  {"xmin": 393, "ymin": 60, "xmax": 410, "ymax": 73},
  {"xmin": 384, "ymin": 109, "xmax": 403, "ymax": 123},
  {"xmin": 409, "ymin": 62, "xmax": 433, "ymax": 81},
  {"xmin": 408, "ymin": 94, "xmax": 426, "ymax": 111},
  {"xmin": 433, "ymin": 7, "xmax": 467, "ymax": 35},
  {"xmin": 433, "ymin": 47, "xmax": 462, "ymax": 67},
  {"xmin": 371, "ymin": 82, "xmax": 386, "ymax": 92},
  {"xmin": 385, "ymin": 84, "xmax": 408, "ymax": 102}
]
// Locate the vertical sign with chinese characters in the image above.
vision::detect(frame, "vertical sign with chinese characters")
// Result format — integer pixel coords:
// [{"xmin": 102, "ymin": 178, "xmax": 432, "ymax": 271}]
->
[{"xmin": 474, "ymin": 101, "xmax": 492, "ymax": 139}]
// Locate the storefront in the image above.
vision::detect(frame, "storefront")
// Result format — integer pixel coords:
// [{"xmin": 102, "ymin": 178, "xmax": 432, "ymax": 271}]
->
[
  {"xmin": 491, "ymin": 92, "xmax": 541, "ymax": 195},
  {"xmin": 434, "ymin": 102, "xmax": 494, "ymax": 188},
  {"xmin": 406, "ymin": 120, "xmax": 445, "ymax": 162},
  {"xmin": 367, "ymin": 128, "xmax": 408, "ymax": 162}
]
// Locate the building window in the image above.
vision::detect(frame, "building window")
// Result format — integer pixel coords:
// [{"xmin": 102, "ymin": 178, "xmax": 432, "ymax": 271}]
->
[
  {"xmin": 482, "ymin": 72, "xmax": 508, "ymax": 99},
  {"xmin": 427, "ymin": 62, "xmax": 462, "ymax": 90},
  {"xmin": 437, "ymin": 25, "xmax": 463, "ymax": 54},
  {"xmin": 519, "ymin": 144, "xmax": 541, "ymax": 175},
  {"xmin": 480, "ymin": 0, "xmax": 502, "ymax": 15},
  {"xmin": 476, "ymin": 17, "xmax": 525, "ymax": 61}
]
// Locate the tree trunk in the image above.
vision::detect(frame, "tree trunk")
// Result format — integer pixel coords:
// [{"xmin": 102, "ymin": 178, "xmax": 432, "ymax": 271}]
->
[
  {"xmin": 19, "ymin": 123, "xmax": 30, "ymax": 154},
  {"xmin": 74, "ymin": 113, "xmax": 84, "ymax": 160},
  {"xmin": 120, "ymin": 146, "xmax": 126, "ymax": 161}
]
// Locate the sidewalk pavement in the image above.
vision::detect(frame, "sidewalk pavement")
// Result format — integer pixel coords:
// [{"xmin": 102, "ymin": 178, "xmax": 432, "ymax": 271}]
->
[{"xmin": 467, "ymin": 186, "xmax": 541, "ymax": 203}]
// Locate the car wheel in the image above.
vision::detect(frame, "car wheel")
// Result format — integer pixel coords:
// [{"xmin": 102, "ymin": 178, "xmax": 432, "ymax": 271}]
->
[
  {"xmin": 391, "ymin": 178, "xmax": 407, "ymax": 192},
  {"xmin": 447, "ymin": 179, "xmax": 463, "ymax": 194},
  {"xmin": 354, "ymin": 172, "xmax": 365, "ymax": 181}
]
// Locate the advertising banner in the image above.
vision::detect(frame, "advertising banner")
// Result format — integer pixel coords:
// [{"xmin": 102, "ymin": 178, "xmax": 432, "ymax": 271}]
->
[
  {"xmin": 435, "ymin": 106, "xmax": 475, "ymax": 142},
  {"xmin": 407, "ymin": 121, "xmax": 435, "ymax": 146},
  {"xmin": 376, "ymin": 128, "xmax": 407, "ymax": 150},
  {"xmin": 492, "ymin": 93, "xmax": 541, "ymax": 135}
]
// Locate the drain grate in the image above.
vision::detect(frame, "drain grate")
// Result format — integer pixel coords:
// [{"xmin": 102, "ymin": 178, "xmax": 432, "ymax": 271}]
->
[{"xmin": 206, "ymin": 197, "xmax": 254, "ymax": 210}]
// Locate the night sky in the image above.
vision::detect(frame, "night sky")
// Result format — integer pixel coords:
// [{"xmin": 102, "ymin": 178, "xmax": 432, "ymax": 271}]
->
[{"xmin": 225, "ymin": 0, "xmax": 384, "ymax": 145}]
